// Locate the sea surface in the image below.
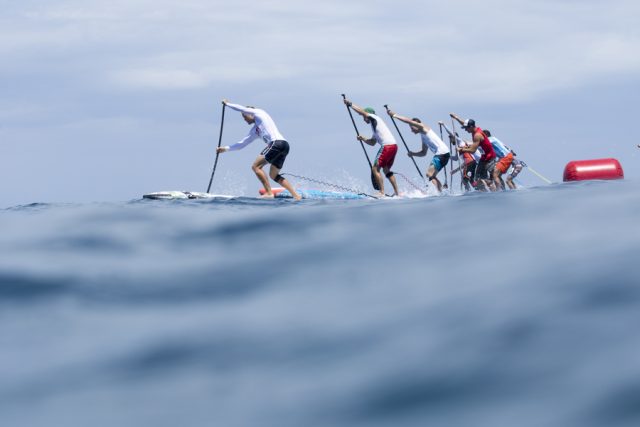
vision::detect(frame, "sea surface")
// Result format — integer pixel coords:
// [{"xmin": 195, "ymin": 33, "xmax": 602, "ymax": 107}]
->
[{"xmin": 1, "ymin": 179, "xmax": 640, "ymax": 427}]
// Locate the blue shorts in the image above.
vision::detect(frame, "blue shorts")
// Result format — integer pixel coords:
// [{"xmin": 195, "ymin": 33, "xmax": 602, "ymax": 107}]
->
[{"xmin": 430, "ymin": 153, "xmax": 450, "ymax": 173}]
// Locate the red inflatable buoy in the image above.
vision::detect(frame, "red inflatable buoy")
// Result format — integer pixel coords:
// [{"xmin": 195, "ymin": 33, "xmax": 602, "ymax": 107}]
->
[{"xmin": 563, "ymin": 158, "xmax": 624, "ymax": 182}]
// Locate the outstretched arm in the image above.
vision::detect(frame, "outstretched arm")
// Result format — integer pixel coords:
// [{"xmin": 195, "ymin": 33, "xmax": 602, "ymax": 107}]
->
[
  {"xmin": 408, "ymin": 144, "xmax": 428, "ymax": 158},
  {"xmin": 439, "ymin": 122, "xmax": 466, "ymax": 147},
  {"xmin": 439, "ymin": 121, "xmax": 454, "ymax": 136},
  {"xmin": 351, "ymin": 104, "xmax": 369, "ymax": 119},
  {"xmin": 387, "ymin": 110, "xmax": 430, "ymax": 132},
  {"xmin": 450, "ymin": 113, "xmax": 465, "ymax": 126},
  {"xmin": 343, "ymin": 98, "xmax": 370, "ymax": 119},
  {"xmin": 223, "ymin": 99, "xmax": 255, "ymax": 115},
  {"xmin": 344, "ymin": 98, "xmax": 375, "ymax": 143},
  {"xmin": 217, "ymin": 127, "xmax": 259, "ymax": 153}
]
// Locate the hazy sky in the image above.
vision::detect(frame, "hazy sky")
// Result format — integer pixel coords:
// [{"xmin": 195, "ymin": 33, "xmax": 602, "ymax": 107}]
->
[{"xmin": 2, "ymin": 0, "xmax": 639, "ymax": 206}]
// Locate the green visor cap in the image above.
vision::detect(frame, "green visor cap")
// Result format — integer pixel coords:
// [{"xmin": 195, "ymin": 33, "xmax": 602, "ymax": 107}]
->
[{"xmin": 364, "ymin": 107, "xmax": 376, "ymax": 114}]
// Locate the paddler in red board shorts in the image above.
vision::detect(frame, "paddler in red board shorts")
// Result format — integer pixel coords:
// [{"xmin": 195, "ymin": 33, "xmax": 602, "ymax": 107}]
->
[
  {"xmin": 343, "ymin": 98, "xmax": 400, "ymax": 197},
  {"xmin": 450, "ymin": 113, "xmax": 497, "ymax": 191}
]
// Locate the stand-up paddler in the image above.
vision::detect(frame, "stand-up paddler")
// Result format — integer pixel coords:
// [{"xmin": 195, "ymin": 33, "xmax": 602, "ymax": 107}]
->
[
  {"xmin": 343, "ymin": 98, "xmax": 400, "ymax": 197},
  {"xmin": 483, "ymin": 129, "xmax": 514, "ymax": 191},
  {"xmin": 450, "ymin": 113, "xmax": 497, "ymax": 191},
  {"xmin": 440, "ymin": 122, "xmax": 481, "ymax": 191},
  {"xmin": 387, "ymin": 110, "xmax": 450, "ymax": 193},
  {"xmin": 216, "ymin": 100, "xmax": 301, "ymax": 200}
]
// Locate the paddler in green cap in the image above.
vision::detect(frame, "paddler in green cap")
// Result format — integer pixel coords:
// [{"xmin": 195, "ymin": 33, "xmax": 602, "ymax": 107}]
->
[{"xmin": 343, "ymin": 98, "xmax": 400, "ymax": 197}]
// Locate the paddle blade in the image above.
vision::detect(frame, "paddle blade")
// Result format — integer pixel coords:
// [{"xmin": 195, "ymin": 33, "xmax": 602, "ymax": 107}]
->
[{"xmin": 371, "ymin": 170, "xmax": 381, "ymax": 191}]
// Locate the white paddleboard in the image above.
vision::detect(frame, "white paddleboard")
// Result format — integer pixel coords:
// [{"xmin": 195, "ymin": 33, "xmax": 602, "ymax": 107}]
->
[{"xmin": 142, "ymin": 191, "xmax": 236, "ymax": 200}]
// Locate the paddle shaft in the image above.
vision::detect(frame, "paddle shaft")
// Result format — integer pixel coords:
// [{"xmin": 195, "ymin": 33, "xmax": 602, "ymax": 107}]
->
[
  {"xmin": 442, "ymin": 125, "xmax": 463, "ymax": 176},
  {"xmin": 438, "ymin": 123, "xmax": 449, "ymax": 189},
  {"xmin": 384, "ymin": 105, "xmax": 425, "ymax": 181},
  {"xmin": 342, "ymin": 94, "xmax": 374, "ymax": 168},
  {"xmin": 206, "ymin": 103, "xmax": 227, "ymax": 193},
  {"xmin": 442, "ymin": 122, "xmax": 461, "ymax": 189},
  {"xmin": 451, "ymin": 117, "xmax": 463, "ymax": 190},
  {"xmin": 341, "ymin": 94, "xmax": 379, "ymax": 190}
]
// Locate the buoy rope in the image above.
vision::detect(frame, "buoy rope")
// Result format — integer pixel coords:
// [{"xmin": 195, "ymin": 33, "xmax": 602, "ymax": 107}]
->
[
  {"xmin": 282, "ymin": 173, "xmax": 379, "ymax": 199},
  {"xmin": 393, "ymin": 172, "xmax": 428, "ymax": 194},
  {"xmin": 523, "ymin": 163, "xmax": 553, "ymax": 184}
]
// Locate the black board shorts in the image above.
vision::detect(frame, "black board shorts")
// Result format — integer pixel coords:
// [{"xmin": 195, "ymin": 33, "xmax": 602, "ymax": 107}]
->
[
  {"xmin": 464, "ymin": 160, "xmax": 477, "ymax": 181},
  {"xmin": 475, "ymin": 158, "xmax": 497, "ymax": 180},
  {"xmin": 261, "ymin": 140, "xmax": 289, "ymax": 169}
]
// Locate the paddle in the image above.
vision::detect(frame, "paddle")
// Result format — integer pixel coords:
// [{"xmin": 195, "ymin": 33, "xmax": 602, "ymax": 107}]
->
[
  {"xmin": 383, "ymin": 105, "xmax": 425, "ymax": 183},
  {"xmin": 450, "ymin": 117, "xmax": 463, "ymax": 191},
  {"xmin": 206, "ymin": 102, "xmax": 227, "ymax": 193},
  {"xmin": 436, "ymin": 123, "xmax": 449, "ymax": 189},
  {"xmin": 438, "ymin": 122, "xmax": 457, "ymax": 188},
  {"xmin": 341, "ymin": 94, "xmax": 380, "ymax": 191}
]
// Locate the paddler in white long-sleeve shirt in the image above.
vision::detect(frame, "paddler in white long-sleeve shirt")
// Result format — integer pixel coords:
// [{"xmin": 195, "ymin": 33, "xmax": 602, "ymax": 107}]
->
[{"xmin": 216, "ymin": 100, "xmax": 301, "ymax": 200}]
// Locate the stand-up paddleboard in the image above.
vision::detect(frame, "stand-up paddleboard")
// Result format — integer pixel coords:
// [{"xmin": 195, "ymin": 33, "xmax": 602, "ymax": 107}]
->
[
  {"xmin": 143, "ymin": 188, "xmax": 369, "ymax": 201},
  {"xmin": 259, "ymin": 188, "xmax": 368, "ymax": 200},
  {"xmin": 142, "ymin": 191, "xmax": 236, "ymax": 200}
]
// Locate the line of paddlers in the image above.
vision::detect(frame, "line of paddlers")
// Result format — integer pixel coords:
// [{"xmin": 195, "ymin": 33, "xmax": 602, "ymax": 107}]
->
[{"xmin": 206, "ymin": 96, "xmax": 552, "ymax": 200}]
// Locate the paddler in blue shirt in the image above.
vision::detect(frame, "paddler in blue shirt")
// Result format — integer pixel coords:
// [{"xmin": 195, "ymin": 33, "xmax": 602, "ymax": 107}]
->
[
  {"xmin": 483, "ymin": 130, "xmax": 513, "ymax": 191},
  {"xmin": 386, "ymin": 109, "xmax": 450, "ymax": 193}
]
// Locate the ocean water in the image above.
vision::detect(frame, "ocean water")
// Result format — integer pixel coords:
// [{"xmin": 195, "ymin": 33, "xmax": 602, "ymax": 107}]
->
[{"xmin": 1, "ymin": 179, "xmax": 640, "ymax": 427}]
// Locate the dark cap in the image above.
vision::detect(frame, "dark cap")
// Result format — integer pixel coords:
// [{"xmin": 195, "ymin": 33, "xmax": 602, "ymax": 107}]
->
[{"xmin": 463, "ymin": 119, "xmax": 476, "ymax": 129}]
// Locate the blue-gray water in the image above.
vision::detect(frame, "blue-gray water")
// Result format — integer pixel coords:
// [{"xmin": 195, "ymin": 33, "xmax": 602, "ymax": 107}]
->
[{"xmin": 2, "ymin": 180, "xmax": 640, "ymax": 427}]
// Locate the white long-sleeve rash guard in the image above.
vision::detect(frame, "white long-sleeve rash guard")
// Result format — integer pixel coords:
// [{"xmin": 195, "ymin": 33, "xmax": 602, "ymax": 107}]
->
[{"xmin": 226, "ymin": 103, "xmax": 286, "ymax": 151}]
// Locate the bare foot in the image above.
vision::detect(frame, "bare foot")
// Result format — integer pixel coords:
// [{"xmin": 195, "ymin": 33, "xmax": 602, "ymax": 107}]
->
[
  {"xmin": 259, "ymin": 193, "xmax": 275, "ymax": 199},
  {"xmin": 293, "ymin": 195, "xmax": 302, "ymax": 201}
]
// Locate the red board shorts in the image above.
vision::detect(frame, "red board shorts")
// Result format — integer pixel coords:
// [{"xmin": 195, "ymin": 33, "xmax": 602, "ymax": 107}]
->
[
  {"xmin": 375, "ymin": 144, "xmax": 398, "ymax": 169},
  {"xmin": 495, "ymin": 152, "xmax": 514, "ymax": 174}
]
